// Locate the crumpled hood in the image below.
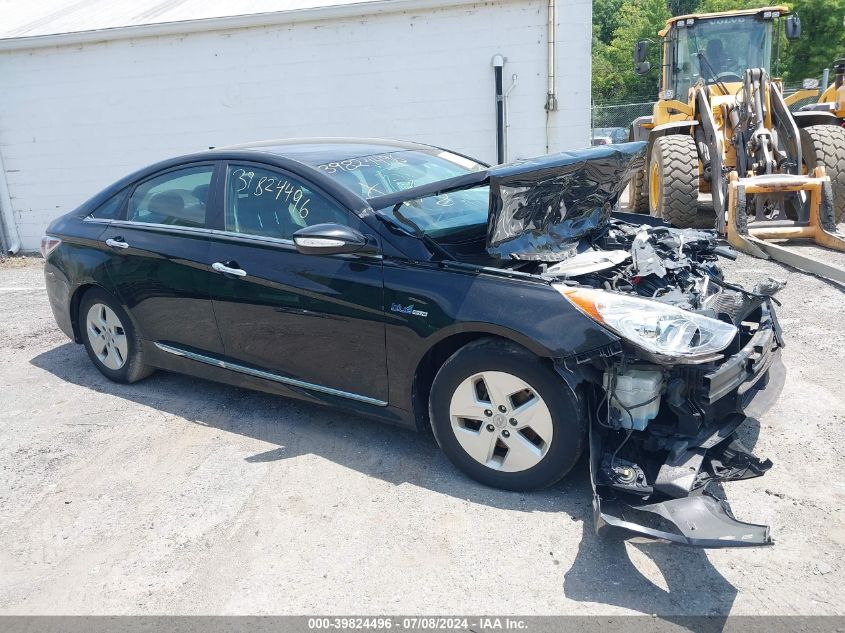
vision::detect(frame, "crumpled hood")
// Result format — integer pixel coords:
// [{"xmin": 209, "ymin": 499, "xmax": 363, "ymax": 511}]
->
[
  {"xmin": 485, "ymin": 142, "xmax": 646, "ymax": 260},
  {"xmin": 366, "ymin": 142, "xmax": 646, "ymax": 259}
]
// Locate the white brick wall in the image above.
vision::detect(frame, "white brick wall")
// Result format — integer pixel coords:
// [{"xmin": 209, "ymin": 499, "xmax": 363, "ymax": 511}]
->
[{"xmin": 0, "ymin": 0, "xmax": 591, "ymax": 251}]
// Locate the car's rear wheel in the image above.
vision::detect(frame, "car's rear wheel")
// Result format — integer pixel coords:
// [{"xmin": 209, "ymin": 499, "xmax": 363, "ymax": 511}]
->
[
  {"xmin": 428, "ymin": 338, "xmax": 585, "ymax": 491},
  {"xmin": 80, "ymin": 288, "xmax": 154, "ymax": 383}
]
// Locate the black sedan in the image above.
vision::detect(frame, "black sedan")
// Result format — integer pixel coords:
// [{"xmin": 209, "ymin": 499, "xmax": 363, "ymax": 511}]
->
[{"xmin": 43, "ymin": 138, "xmax": 786, "ymax": 546}]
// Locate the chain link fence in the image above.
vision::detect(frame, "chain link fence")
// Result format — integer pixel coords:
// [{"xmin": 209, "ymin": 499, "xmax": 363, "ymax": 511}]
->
[
  {"xmin": 590, "ymin": 100, "xmax": 653, "ymax": 144},
  {"xmin": 589, "ymin": 82, "xmax": 823, "ymax": 145}
]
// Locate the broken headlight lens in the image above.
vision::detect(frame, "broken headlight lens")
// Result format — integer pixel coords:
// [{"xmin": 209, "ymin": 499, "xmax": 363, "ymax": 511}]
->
[{"xmin": 556, "ymin": 286, "xmax": 737, "ymax": 362}]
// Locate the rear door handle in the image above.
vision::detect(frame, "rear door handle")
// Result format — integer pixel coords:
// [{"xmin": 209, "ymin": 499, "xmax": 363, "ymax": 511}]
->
[
  {"xmin": 105, "ymin": 237, "xmax": 129, "ymax": 249},
  {"xmin": 212, "ymin": 261, "xmax": 247, "ymax": 277}
]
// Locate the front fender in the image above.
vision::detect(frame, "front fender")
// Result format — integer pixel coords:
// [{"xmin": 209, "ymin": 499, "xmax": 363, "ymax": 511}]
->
[
  {"xmin": 792, "ymin": 110, "xmax": 840, "ymax": 128},
  {"xmin": 383, "ymin": 260, "xmax": 621, "ymax": 412},
  {"xmin": 630, "ymin": 116, "xmax": 654, "ymax": 143},
  {"xmin": 646, "ymin": 121, "xmax": 698, "ymax": 155}
]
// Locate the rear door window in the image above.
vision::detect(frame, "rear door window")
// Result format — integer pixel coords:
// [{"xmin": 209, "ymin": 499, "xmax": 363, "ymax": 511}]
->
[{"xmin": 127, "ymin": 165, "xmax": 214, "ymax": 228}]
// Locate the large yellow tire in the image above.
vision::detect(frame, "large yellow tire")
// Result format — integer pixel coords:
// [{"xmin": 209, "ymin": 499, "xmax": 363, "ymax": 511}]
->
[
  {"xmin": 648, "ymin": 135, "xmax": 699, "ymax": 227},
  {"xmin": 800, "ymin": 125, "xmax": 845, "ymax": 223},
  {"xmin": 629, "ymin": 167, "xmax": 649, "ymax": 213}
]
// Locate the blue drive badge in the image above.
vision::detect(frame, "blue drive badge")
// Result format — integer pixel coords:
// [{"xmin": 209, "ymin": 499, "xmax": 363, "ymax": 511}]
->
[{"xmin": 390, "ymin": 303, "xmax": 428, "ymax": 317}]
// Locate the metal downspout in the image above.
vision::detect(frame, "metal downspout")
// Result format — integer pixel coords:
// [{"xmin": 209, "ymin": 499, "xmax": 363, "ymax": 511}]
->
[
  {"xmin": 492, "ymin": 54, "xmax": 506, "ymax": 164},
  {"xmin": 544, "ymin": 0, "xmax": 558, "ymax": 153},
  {"xmin": 0, "ymin": 144, "xmax": 20, "ymax": 255}
]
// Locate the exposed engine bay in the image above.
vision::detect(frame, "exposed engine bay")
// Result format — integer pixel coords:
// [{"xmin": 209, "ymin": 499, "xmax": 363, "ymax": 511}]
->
[
  {"xmin": 539, "ymin": 222, "xmax": 739, "ymax": 308},
  {"xmin": 368, "ymin": 143, "xmax": 787, "ymax": 546}
]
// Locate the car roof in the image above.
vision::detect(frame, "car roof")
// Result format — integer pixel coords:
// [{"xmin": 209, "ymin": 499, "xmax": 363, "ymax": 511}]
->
[
  {"xmin": 218, "ymin": 137, "xmax": 439, "ymax": 166},
  {"xmin": 72, "ymin": 138, "xmax": 440, "ymax": 219},
  {"xmin": 72, "ymin": 137, "xmax": 459, "ymax": 220}
]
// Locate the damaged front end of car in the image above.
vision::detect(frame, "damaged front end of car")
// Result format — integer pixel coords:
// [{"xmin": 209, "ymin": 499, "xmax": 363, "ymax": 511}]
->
[
  {"xmin": 552, "ymin": 232, "xmax": 786, "ymax": 547},
  {"xmin": 490, "ymin": 144, "xmax": 786, "ymax": 547},
  {"xmin": 370, "ymin": 142, "xmax": 786, "ymax": 546}
]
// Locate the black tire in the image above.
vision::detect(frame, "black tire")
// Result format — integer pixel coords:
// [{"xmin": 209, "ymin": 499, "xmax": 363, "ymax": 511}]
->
[
  {"xmin": 79, "ymin": 287, "xmax": 154, "ymax": 384},
  {"xmin": 630, "ymin": 167, "xmax": 649, "ymax": 213},
  {"xmin": 800, "ymin": 125, "xmax": 845, "ymax": 223},
  {"xmin": 648, "ymin": 135, "xmax": 700, "ymax": 227},
  {"xmin": 428, "ymin": 338, "xmax": 585, "ymax": 491}
]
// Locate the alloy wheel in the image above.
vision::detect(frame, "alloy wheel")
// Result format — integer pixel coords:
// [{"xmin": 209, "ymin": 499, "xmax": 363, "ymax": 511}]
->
[
  {"xmin": 85, "ymin": 303, "xmax": 129, "ymax": 371},
  {"xmin": 448, "ymin": 371, "xmax": 553, "ymax": 472}
]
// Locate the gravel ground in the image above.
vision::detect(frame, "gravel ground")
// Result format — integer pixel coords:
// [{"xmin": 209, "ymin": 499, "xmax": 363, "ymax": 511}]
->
[{"xmin": 0, "ymin": 243, "xmax": 843, "ymax": 616}]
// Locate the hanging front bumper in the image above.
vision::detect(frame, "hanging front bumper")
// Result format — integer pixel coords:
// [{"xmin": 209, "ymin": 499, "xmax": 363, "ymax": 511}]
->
[{"xmin": 588, "ymin": 344, "xmax": 785, "ymax": 548}]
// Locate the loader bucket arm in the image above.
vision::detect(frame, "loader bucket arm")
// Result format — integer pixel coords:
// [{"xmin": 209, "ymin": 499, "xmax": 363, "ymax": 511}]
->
[
  {"xmin": 695, "ymin": 89, "xmax": 726, "ymax": 231},
  {"xmin": 769, "ymin": 80, "xmax": 802, "ymax": 173}
]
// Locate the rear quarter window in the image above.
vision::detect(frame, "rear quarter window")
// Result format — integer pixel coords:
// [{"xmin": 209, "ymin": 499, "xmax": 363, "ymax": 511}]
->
[{"xmin": 89, "ymin": 190, "xmax": 127, "ymax": 220}]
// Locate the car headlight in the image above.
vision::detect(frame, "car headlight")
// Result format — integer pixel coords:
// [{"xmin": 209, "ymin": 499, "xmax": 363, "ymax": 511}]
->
[{"xmin": 556, "ymin": 286, "xmax": 737, "ymax": 362}]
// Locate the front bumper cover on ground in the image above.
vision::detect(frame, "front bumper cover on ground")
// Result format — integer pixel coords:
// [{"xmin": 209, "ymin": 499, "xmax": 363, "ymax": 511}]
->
[
  {"xmin": 590, "ymin": 420, "xmax": 776, "ymax": 547},
  {"xmin": 589, "ymin": 349, "xmax": 785, "ymax": 548},
  {"xmin": 594, "ymin": 490, "xmax": 771, "ymax": 547}
]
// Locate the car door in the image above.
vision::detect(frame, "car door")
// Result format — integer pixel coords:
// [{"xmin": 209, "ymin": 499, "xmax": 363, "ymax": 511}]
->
[
  {"xmin": 206, "ymin": 161, "xmax": 388, "ymax": 404},
  {"xmin": 100, "ymin": 162, "xmax": 225, "ymax": 354}
]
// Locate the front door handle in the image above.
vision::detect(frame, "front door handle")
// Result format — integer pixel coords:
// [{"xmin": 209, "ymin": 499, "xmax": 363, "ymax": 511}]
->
[
  {"xmin": 105, "ymin": 237, "xmax": 129, "ymax": 249},
  {"xmin": 212, "ymin": 261, "xmax": 247, "ymax": 277}
]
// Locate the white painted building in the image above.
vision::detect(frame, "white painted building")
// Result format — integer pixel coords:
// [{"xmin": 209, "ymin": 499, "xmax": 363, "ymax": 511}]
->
[{"xmin": 0, "ymin": 0, "xmax": 592, "ymax": 253}]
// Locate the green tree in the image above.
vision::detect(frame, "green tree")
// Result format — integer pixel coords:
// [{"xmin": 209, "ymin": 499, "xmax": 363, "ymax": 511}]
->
[
  {"xmin": 593, "ymin": 0, "xmax": 626, "ymax": 43},
  {"xmin": 695, "ymin": 0, "xmax": 759, "ymax": 11},
  {"xmin": 781, "ymin": 0, "xmax": 845, "ymax": 82},
  {"xmin": 592, "ymin": 0, "xmax": 670, "ymax": 103},
  {"xmin": 667, "ymin": 0, "xmax": 702, "ymax": 16}
]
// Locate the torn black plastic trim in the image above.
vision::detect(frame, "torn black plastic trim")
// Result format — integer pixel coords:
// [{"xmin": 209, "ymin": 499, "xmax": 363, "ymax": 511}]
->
[
  {"xmin": 565, "ymin": 340, "xmax": 623, "ymax": 365},
  {"xmin": 594, "ymin": 492, "xmax": 773, "ymax": 547},
  {"xmin": 703, "ymin": 326, "xmax": 776, "ymax": 405},
  {"xmin": 588, "ymin": 415, "xmax": 775, "ymax": 547},
  {"xmin": 741, "ymin": 354, "xmax": 785, "ymax": 420}
]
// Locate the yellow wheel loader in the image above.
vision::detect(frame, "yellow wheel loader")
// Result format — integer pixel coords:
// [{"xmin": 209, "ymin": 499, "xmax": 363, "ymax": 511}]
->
[
  {"xmin": 799, "ymin": 58, "xmax": 845, "ymax": 216},
  {"xmin": 628, "ymin": 6, "xmax": 845, "ymax": 282},
  {"xmin": 806, "ymin": 58, "xmax": 845, "ymax": 122}
]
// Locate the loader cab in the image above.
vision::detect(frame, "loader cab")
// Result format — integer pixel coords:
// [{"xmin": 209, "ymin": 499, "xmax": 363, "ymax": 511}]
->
[
  {"xmin": 669, "ymin": 17, "xmax": 771, "ymax": 99},
  {"xmin": 635, "ymin": 7, "xmax": 797, "ymax": 103}
]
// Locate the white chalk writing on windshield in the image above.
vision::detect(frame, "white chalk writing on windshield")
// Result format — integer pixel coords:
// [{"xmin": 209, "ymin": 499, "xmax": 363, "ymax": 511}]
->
[{"xmin": 316, "ymin": 153, "xmax": 407, "ymax": 174}]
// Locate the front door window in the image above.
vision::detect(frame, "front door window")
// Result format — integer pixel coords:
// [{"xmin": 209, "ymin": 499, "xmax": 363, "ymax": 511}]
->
[{"xmin": 224, "ymin": 165, "xmax": 347, "ymax": 239}]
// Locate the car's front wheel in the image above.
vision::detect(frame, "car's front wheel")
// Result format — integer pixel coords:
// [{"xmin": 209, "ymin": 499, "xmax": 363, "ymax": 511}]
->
[
  {"xmin": 79, "ymin": 288, "xmax": 154, "ymax": 383},
  {"xmin": 429, "ymin": 338, "xmax": 585, "ymax": 491}
]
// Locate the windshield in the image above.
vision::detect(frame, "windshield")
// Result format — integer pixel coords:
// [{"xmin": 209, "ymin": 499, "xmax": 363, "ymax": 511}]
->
[
  {"xmin": 670, "ymin": 16, "xmax": 773, "ymax": 98},
  {"xmin": 316, "ymin": 149, "xmax": 489, "ymax": 237}
]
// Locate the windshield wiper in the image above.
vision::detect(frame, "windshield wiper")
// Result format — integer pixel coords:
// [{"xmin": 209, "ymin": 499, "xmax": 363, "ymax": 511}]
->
[
  {"xmin": 695, "ymin": 50, "xmax": 730, "ymax": 96},
  {"xmin": 390, "ymin": 203, "xmax": 455, "ymax": 262}
]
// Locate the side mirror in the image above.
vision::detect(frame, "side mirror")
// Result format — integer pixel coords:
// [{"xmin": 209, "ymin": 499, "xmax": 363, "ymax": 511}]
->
[
  {"xmin": 292, "ymin": 223, "xmax": 376, "ymax": 256},
  {"xmin": 634, "ymin": 39, "xmax": 649, "ymax": 65},
  {"xmin": 635, "ymin": 61, "xmax": 652, "ymax": 76},
  {"xmin": 785, "ymin": 14, "xmax": 801, "ymax": 40}
]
